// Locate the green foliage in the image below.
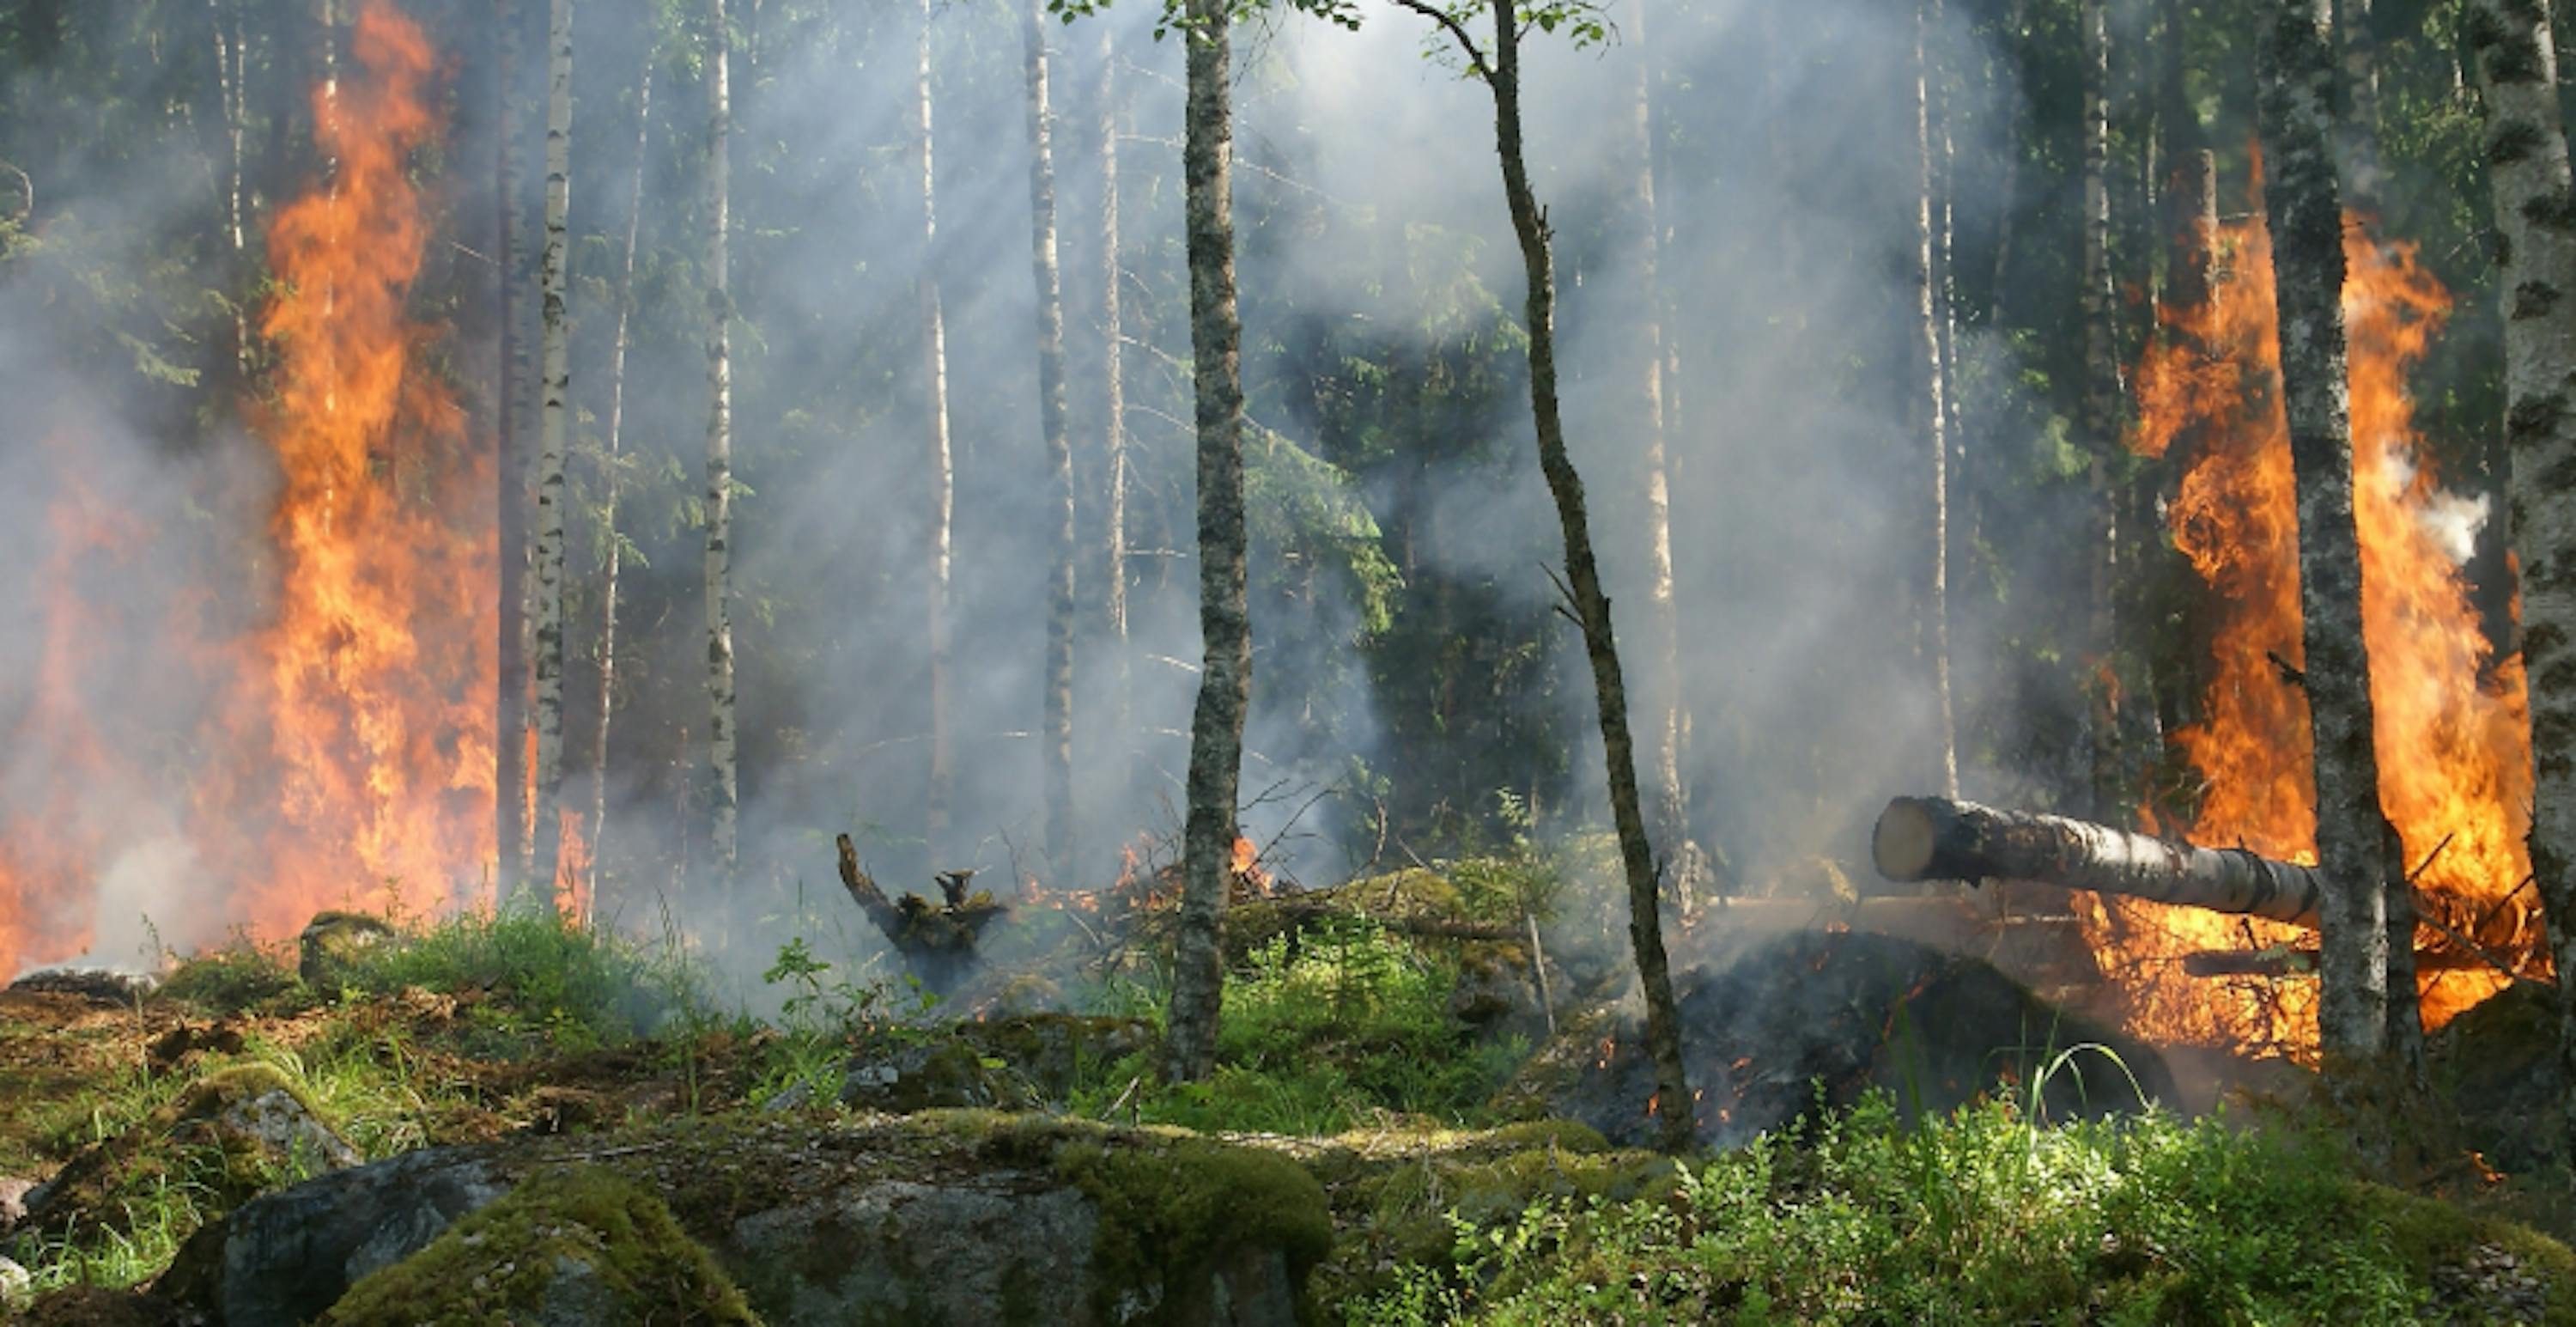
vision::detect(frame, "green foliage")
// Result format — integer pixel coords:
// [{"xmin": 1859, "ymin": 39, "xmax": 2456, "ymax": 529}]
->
[
  {"xmin": 159, "ymin": 937, "xmax": 306, "ymax": 1017},
  {"xmin": 1072, "ymin": 917, "xmax": 1519, "ymax": 1135},
  {"xmin": 1247, "ymin": 426, "xmax": 1403, "ymax": 641},
  {"xmin": 329, "ymin": 909, "xmax": 702, "ymax": 1056},
  {"xmin": 1351, "ymin": 1094, "xmax": 2576, "ymax": 1324}
]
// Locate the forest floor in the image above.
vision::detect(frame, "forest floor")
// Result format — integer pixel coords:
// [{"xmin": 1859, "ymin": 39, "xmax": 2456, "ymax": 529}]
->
[{"xmin": 3, "ymin": 862, "xmax": 2576, "ymax": 1324}]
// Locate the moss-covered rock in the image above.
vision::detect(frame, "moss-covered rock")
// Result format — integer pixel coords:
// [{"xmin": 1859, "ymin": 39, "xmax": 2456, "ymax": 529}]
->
[
  {"xmin": 2432, "ymin": 979, "xmax": 2561, "ymax": 1177},
  {"xmin": 318, "ymin": 1166, "xmax": 759, "ymax": 1326},
  {"xmin": 165, "ymin": 1111, "xmax": 1332, "ymax": 1326}
]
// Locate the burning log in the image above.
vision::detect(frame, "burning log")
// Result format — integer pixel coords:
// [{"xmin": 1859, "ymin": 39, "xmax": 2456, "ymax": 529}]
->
[
  {"xmin": 835, "ymin": 833, "xmax": 1006, "ymax": 987},
  {"xmin": 1872, "ymin": 795, "xmax": 2321, "ymax": 927}
]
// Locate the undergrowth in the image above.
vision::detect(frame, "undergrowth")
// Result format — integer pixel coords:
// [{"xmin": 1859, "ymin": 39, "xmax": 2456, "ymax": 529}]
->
[{"xmin": 1352, "ymin": 1092, "xmax": 2576, "ymax": 1324}]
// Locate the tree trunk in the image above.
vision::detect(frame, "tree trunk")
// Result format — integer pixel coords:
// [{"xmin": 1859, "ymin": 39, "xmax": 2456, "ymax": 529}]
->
[
  {"xmin": 1392, "ymin": 0, "xmax": 1693, "ymax": 1153},
  {"xmin": 1163, "ymin": 0, "xmax": 1251, "ymax": 1085},
  {"xmin": 704, "ymin": 0, "xmax": 739, "ymax": 889},
  {"xmin": 1022, "ymin": 0, "xmax": 1078, "ymax": 885},
  {"xmin": 592, "ymin": 52, "xmax": 653, "ymax": 906},
  {"xmin": 2335, "ymin": 0, "xmax": 2384, "ymax": 215},
  {"xmin": 495, "ymin": 0, "xmax": 532, "ymax": 909},
  {"xmin": 1915, "ymin": 0, "xmax": 1959, "ymax": 800},
  {"xmin": 2466, "ymin": 0, "xmax": 2576, "ymax": 1172},
  {"xmin": 528, "ymin": 0, "xmax": 575, "ymax": 913},
  {"xmin": 1097, "ymin": 18, "xmax": 1133, "ymax": 816},
  {"xmin": 2257, "ymin": 0, "xmax": 2393, "ymax": 1070},
  {"xmin": 1988, "ymin": 0, "xmax": 2030, "ymax": 323},
  {"xmin": 1874, "ymin": 795, "xmax": 2325, "ymax": 924},
  {"xmin": 2081, "ymin": 0, "xmax": 2123, "ymax": 816},
  {"xmin": 1623, "ymin": 0, "xmax": 1699, "ymax": 907},
  {"xmin": 916, "ymin": 0, "xmax": 955, "ymax": 867}
]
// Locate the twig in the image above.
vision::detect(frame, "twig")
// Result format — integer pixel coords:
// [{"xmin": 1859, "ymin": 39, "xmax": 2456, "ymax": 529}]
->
[
  {"xmin": 1526, "ymin": 911, "xmax": 1556, "ymax": 1038},
  {"xmin": 2406, "ymin": 831, "xmax": 2456, "ymax": 885}
]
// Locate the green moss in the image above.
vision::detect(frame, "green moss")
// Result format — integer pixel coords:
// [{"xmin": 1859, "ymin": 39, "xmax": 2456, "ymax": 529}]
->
[
  {"xmin": 159, "ymin": 944, "xmax": 304, "ymax": 1016},
  {"xmin": 1473, "ymin": 1119, "xmax": 1607, "ymax": 1154},
  {"xmin": 1052, "ymin": 1132, "xmax": 1334, "ymax": 1324},
  {"xmin": 2362, "ymin": 1182, "xmax": 2576, "ymax": 1325},
  {"xmin": 319, "ymin": 1166, "xmax": 760, "ymax": 1326}
]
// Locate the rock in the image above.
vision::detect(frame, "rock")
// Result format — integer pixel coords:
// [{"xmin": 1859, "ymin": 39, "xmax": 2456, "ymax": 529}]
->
[
  {"xmin": 157, "ymin": 1147, "xmax": 514, "ymax": 1325},
  {"xmin": 315, "ymin": 1167, "xmax": 758, "ymax": 1326},
  {"xmin": 165, "ymin": 1113, "xmax": 1333, "ymax": 1326},
  {"xmin": 954, "ymin": 1014, "xmax": 1154, "ymax": 1100},
  {"xmin": 0, "ymin": 1173, "xmax": 36, "ymax": 1229},
  {"xmin": 2433, "ymin": 980, "xmax": 2559, "ymax": 1177},
  {"xmin": 835, "ymin": 1037, "xmax": 1023, "ymax": 1113},
  {"xmin": 7, "ymin": 968, "xmax": 159, "ymax": 1005},
  {"xmin": 20, "ymin": 1064, "xmax": 361, "ymax": 1238},
  {"xmin": 1, "ymin": 1254, "xmax": 30, "ymax": 1312},
  {"xmin": 1513, "ymin": 930, "xmax": 2176, "ymax": 1148},
  {"xmin": 297, "ymin": 911, "xmax": 394, "ymax": 989}
]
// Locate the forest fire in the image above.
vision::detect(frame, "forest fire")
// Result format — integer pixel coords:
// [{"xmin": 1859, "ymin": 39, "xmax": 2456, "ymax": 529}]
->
[
  {"xmin": 2106, "ymin": 204, "xmax": 2537, "ymax": 1058},
  {"xmin": 0, "ymin": 2, "xmax": 491, "ymax": 978}
]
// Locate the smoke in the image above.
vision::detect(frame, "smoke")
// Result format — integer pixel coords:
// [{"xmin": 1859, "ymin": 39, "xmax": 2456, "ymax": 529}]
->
[{"xmin": 0, "ymin": 0, "xmax": 2047, "ymax": 993}]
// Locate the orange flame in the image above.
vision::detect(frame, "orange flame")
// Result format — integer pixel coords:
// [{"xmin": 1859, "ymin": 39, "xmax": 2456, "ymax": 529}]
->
[
  {"xmin": 2105, "ymin": 197, "xmax": 2535, "ymax": 1057},
  {"xmin": 1230, "ymin": 836, "xmax": 1273, "ymax": 892},
  {"xmin": 1, "ymin": 3, "xmax": 493, "ymax": 974}
]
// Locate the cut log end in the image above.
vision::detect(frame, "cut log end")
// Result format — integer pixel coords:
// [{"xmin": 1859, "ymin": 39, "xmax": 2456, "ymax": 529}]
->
[{"xmin": 1872, "ymin": 797, "xmax": 1943, "ymax": 881}]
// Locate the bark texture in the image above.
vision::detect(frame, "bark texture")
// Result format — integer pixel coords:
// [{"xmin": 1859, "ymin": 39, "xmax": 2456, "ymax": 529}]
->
[
  {"xmin": 1913, "ymin": 0, "xmax": 1959, "ymax": 800},
  {"xmin": 704, "ymin": 0, "xmax": 739, "ymax": 886},
  {"xmin": 494, "ymin": 0, "xmax": 532, "ymax": 908},
  {"xmin": 592, "ymin": 52, "xmax": 653, "ymax": 904},
  {"xmin": 2467, "ymin": 0, "xmax": 2576, "ymax": 1169},
  {"xmin": 1097, "ymin": 18, "xmax": 1133, "ymax": 810},
  {"xmin": 917, "ymin": 0, "xmax": 955, "ymax": 865},
  {"xmin": 1393, "ymin": 0, "xmax": 1693, "ymax": 1154},
  {"xmin": 2257, "ymin": 0, "xmax": 2393, "ymax": 1067},
  {"xmin": 1874, "ymin": 795, "xmax": 2324, "ymax": 925},
  {"xmin": 1622, "ymin": 0, "xmax": 1698, "ymax": 902},
  {"xmin": 1022, "ymin": 0, "xmax": 1078, "ymax": 883},
  {"xmin": 1163, "ymin": 0, "xmax": 1251, "ymax": 1084},
  {"xmin": 2081, "ymin": 0, "xmax": 2123, "ymax": 813},
  {"xmin": 528, "ymin": 0, "xmax": 574, "ymax": 912},
  {"xmin": 2335, "ymin": 0, "xmax": 2384, "ymax": 214}
]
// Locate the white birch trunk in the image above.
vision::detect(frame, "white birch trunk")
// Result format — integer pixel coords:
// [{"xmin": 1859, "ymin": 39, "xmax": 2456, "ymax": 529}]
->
[
  {"xmin": 2467, "ymin": 0, "xmax": 2576, "ymax": 1167},
  {"xmin": 528, "ymin": 0, "xmax": 575, "ymax": 913},
  {"xmin": 495, "ymin": 0, "xmax": 532, "ymax": 909},
  {"xmin": 918, "ymin": 0, "xmax": 956, "ymax": 866},
  {"xmin": 592, "ymin": 53, "xmax": 653, "ymax": 905},
  {"xmin": 704, "ymin": 0, "xmax": 739, "ymax": 887},
  {"xmin": 1915, "ymin": 0, "xmax": 1959, "ymax": 800},
  {"xmin": 1022, "ymin": 0, "xmax": 1078, "ymax": 883}
]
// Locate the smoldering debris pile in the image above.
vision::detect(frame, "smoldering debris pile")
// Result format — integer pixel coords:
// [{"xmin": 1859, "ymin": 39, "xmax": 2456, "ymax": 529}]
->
[{"xmin": 1552, "ymin": 929, "xmax": 2174, "ymax": 1150}]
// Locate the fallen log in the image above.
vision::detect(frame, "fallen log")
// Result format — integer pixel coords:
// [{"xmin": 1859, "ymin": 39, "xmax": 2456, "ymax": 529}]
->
[{"xmin": 1871, "ymin": 795, "xmax": 2322, "ymax": 928}]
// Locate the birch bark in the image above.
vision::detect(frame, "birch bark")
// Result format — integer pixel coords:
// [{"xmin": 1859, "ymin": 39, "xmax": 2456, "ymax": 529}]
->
[
  {"xmin": 2467, "ymin": 0, "xmax": 2576, "ymax": 1169},
  {"xmin": 1023, "ymin": 0, "xmax": 1078, "ymax": 883},
  {"xmin": 528, "ymin": 0, "xmax": 575, "ymax": 912},
  {"xmin": 704, "ymin": 0, "xmax": 739, "ymax": 888}
]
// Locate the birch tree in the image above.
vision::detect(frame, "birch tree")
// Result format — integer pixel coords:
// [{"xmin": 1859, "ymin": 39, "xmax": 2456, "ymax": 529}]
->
[
  {"xmin": 2466, "ymin": 0, "xmax": 2576, "ymax": 1172},
  {"xmin": 591, "ymin": 52, "xmax": 653, "ymax": 904},
  {"xmin": 1097, "ymin": 18, "xmax": 1133, "ymax": 809},
  {"xmin": 1023, "ymin": 0, "xmax": 1078, "ymax": 884},
  {"xmin": 704, "ymin": 0, "xmax": 739, "ymax": 888},
  {"xmin": 918, "ymin": 0, "xmax": 956, "ymax": 866},
  {"xmin": 1620, "ymin": 0, "xmax": 1712, "ymax": 904},
  {"xmin": 2080, "ymin": 0, "xmax": 2122, "ymax": 813},
  {"xmin": 1913, "ymin": 0, "xmax": 1959, "ymax": 800},
  {"xmin": 495, "ymin": 0, "xmax": 533, "ymax": 909},
  {"xmin": 1389, "ymin": 0, "xmax": 1694, "ymax": 1154},
  {"xmin": 2257, "ymin": 0, "xmax": 2393, "ymax": 1074},
  {"xmin": 527, "ymin": 0, "xmax": 574, "ymax": 911},
  {"xmin": 1163, "ymin": 0, "xmax": 1253, "ymax": 1084}
]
